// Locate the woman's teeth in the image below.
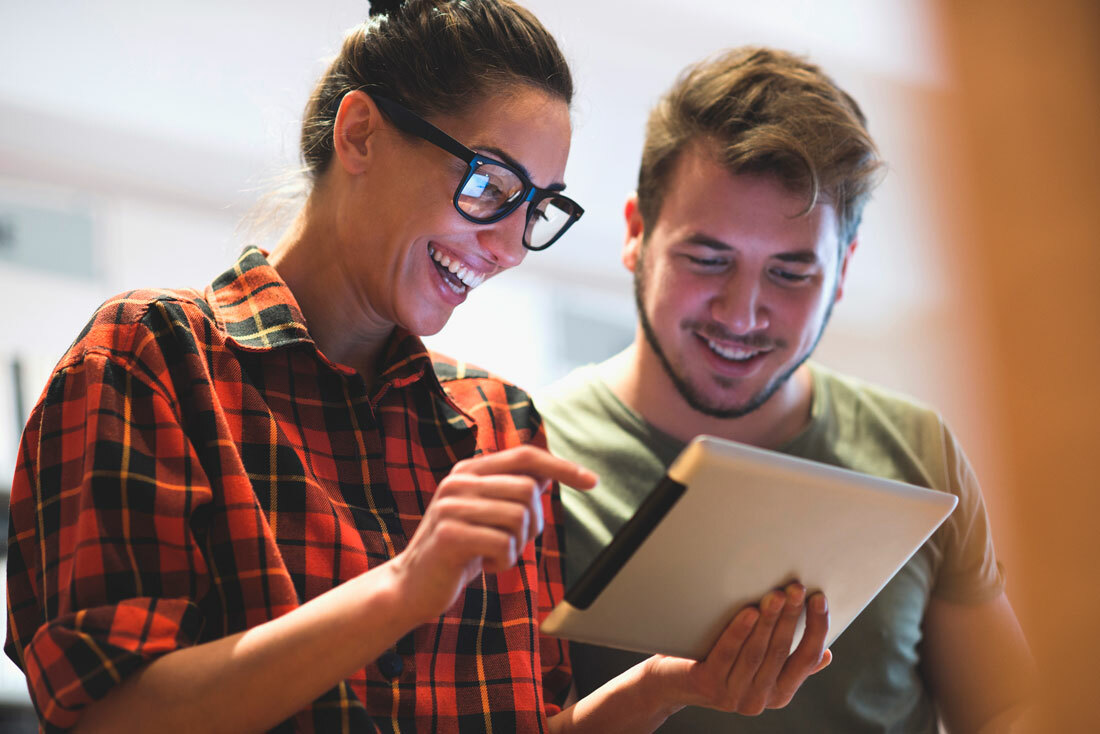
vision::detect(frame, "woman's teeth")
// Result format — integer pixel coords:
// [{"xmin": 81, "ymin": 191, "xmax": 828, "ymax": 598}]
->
[
  {"xmin": 429, "ymin": 245, "xmax": 485, "ymax": 291},
  {"xmin": 706, "ymin": 338, "xmax": 764, "ymax": 362}
]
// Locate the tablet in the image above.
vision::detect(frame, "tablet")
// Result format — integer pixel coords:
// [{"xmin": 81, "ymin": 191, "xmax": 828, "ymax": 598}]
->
[{"xmin": 540, "ymin": 435, "xmax": 957, "ymax": 660}]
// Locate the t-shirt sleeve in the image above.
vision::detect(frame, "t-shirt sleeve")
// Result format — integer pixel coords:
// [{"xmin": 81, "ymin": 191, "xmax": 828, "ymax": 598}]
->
[
  {"xmin": 929, "ymin": 421, "xmax": 1006, "ymax": 603},
  {"xmin": 4, "ymin": 352, "xmax": 212, "ymax": 731}
]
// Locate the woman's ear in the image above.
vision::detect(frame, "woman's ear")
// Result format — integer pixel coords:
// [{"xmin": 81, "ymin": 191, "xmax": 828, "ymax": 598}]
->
[{"xmin": 332, "ymin": 90, "xmax": 382, "ymax": 175}]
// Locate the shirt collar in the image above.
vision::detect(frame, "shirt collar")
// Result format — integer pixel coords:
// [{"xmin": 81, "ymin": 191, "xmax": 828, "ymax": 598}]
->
[
  {"xmin": 206, "ymin": 247, "xmax": 314, "ymax": 351},
  {"xmin": 206, "ymin": 246, "xmax": 447, "ymax": 400}
]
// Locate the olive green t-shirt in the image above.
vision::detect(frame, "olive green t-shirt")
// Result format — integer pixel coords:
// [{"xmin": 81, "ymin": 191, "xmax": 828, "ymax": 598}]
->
[{"xmin": 536, "ymin": 361, "xmax": 1004, "ymax": 734}]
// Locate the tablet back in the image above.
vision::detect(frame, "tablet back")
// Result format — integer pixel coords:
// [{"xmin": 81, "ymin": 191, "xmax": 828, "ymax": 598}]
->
[{"xmin": 541, "ymin": 435, "xmax": 957, "ymax": 660}]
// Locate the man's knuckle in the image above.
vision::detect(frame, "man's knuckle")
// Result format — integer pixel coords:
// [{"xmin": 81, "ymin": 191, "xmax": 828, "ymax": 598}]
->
[
  {"xmin": 741, "ymin": 702, "xmax": 766, "ymax": 717},
  {"xmin": 769, "ymin": 691, "xmax": 794, "ymax": 709},
  {"xmin": 743, "ymin": 649, "xmax": 765, "ymax": 669},
  {"xmin": 715, "ymin": 693, "xmax": 741, "ymax": 713}
]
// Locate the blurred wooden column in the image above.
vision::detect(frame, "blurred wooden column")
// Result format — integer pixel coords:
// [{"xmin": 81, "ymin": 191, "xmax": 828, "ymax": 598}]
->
[{"xmin": 935, "ymin": 0, "xmax": 1100, "ymax": 730}]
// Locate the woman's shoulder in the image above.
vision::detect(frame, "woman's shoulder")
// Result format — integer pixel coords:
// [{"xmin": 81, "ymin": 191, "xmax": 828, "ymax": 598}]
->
[
  {"xmin": 58, "ymin": 285, "xmax": 215, "ymax": 372},
  {"xmin": 429, "ymin": 352, "xmax": 532, "ymax": 404},
  {"xmin": 429, "ymin": 352, "xmax": 543, "ymax": 442}
]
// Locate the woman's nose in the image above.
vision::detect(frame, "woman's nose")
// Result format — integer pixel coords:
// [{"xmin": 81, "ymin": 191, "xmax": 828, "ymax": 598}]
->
[{"xmin": 476, "ymin": 207, "xmax": 529, "ymax": 270}]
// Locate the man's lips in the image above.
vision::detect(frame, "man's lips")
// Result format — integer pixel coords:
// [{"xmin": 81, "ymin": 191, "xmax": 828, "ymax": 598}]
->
[
  {"xmin": 700, "ymin": 336, "xmax": 773, "ymax": 361},
  {"xmin": 689, "ymin": 323, "xmax": 778, "ymax": 362}
]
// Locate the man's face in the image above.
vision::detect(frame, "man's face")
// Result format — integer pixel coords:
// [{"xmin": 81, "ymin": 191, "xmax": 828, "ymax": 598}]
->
[{"xmin": 626, "ymin": 145, "xmax": 853, "ymax": 418}]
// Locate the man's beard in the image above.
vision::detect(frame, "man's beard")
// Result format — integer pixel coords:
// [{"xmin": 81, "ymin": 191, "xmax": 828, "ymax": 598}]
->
[{"xmin": 633, "ymin": 256, "xmax": 835, "ymax": 420}]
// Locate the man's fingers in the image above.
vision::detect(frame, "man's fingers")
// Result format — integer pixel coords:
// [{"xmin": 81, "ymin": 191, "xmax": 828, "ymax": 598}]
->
[
  {"xmin": 452, "ymin": 445, "xmax": 598, "ymax": 490},
  {"xmin": 771, "ymin": 591, "xmax": 831, "ymax": 706},
  {"xmin": 703, "ymin": 606, "xmax": 760, "ymax": 671},
  {"xmin": 745, "ymin": 584, "xmax": 806, "ymax": 698},
  {"xmin": 725, "ymin": 590, "xmax": 785, "ymax": 688},
  {"xmin": 789, "ymin": 591, "xmax": 829, "ymax": 666}
]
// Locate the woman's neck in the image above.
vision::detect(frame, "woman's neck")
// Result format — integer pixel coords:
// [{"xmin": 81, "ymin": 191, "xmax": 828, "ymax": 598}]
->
[{"xmin": 268, "ymin": 199, "xmax": 394, "ymax": 379}]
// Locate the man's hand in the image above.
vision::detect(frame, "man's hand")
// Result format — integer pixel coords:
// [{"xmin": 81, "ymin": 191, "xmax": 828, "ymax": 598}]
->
[
  {"xmin": 389, "ymin": 445, "xmax": 597, "ymax": 622},
  {"xmin": 644, "ymin": 583, "xmax": 831, "ymax": 716}
]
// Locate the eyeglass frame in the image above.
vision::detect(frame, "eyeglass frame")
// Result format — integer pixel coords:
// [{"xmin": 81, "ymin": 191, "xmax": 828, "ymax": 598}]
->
[{"xmin": 368, "ymin": 94, "xmax": 584, "ymax": 251}]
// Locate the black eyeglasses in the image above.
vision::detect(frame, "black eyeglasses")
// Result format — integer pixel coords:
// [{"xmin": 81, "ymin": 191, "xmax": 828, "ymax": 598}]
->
[{"xmin": 370, "ymin": 94, "xmax": 584, "ymax": 251}]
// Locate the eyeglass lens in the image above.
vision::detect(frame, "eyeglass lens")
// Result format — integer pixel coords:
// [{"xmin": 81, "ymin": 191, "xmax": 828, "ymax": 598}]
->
[
  {"xmin": 457, "ymin": 161, "xmax": 525, "ymax": 220},
  {"xmin": 456, "ymin": 160, "xmax": 577, "ymax": 248},
  {"xmin": 526, "ymin": 196, "xmax": 577, "ymax": 249}
]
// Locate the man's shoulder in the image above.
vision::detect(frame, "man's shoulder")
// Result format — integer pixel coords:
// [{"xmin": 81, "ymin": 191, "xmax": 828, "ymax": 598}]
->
[
  {"xmin": 806, "ymin": 362, "xmax": 963, "ymax": 489},
  {"xmin": 811, "ymin": 362, "xmax": 945, "ymax": 429},
  {"xmin": 535, "ymin": 364, "xmax": 609, "ymax": 414}
]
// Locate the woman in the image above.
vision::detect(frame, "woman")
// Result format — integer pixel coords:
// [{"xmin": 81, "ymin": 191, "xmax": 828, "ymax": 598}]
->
[{"xmin": 4, "ymin": 2, "xmax": 829, "ymax": 731}]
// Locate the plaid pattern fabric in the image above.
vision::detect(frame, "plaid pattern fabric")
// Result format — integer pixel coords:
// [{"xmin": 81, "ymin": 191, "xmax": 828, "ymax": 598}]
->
[{"xmin": 5, "ymin": 248, "xmax": 571, "ymax": 733}]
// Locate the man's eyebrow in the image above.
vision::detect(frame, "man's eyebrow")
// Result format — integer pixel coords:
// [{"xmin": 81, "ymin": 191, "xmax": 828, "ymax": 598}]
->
[
  {"xmin": 480, "ymin": 145, "xmax": 566, "ymax": 192},
  {"xmin": 773, "ymin": 251, "xmax": 820, "ymax": 264},
  {"xmin": 683, "ymin": 236, "xmax": 821, "ymax": 263},
  {"xmin": 684, "ymin": 234, "xmax": 732, "ymax": 250}
]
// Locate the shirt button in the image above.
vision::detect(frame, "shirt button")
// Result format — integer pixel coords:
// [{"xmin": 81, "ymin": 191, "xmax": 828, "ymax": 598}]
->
[{"xmin": 377, "ymin": 650, "xmax": 404, "ymax": 679}]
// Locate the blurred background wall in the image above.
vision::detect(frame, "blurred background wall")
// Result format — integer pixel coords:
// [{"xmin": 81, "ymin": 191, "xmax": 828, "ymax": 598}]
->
[
  {"xmin": 935, "ymin": 0, "xmax": 1100, "ymax": 730},
  {"xmin": 1, "ymin": 0, "xmax": 1094, "ymax": 728}
]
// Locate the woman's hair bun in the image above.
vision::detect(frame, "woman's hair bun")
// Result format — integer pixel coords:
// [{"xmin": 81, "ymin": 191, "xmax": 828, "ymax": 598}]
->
[{"xmin": 368, "ymin": 0, "xmax": 407, "ymax": 17}]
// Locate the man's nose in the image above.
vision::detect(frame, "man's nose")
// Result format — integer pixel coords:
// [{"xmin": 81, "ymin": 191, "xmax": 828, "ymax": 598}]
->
[{"xmin": 711, "ymin": 273, "xmax": 770, "ymax": 334}]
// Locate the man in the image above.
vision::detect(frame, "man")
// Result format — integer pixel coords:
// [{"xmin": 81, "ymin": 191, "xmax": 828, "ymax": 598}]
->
[{"xmin": 537, "ymin": 47, "xmax": 1033, "ymax": 733}]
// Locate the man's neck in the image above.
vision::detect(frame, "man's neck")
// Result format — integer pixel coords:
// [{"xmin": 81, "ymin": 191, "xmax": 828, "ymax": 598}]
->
[{"xmin": 600, "ymin": 341, "xmax": 815, "ymax": 450}]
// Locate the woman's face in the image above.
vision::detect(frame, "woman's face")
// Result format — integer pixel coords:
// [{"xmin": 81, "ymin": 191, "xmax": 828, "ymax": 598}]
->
[{"xmin": 333, "ymin": 86, "xmax": 573, "ymax": 338}]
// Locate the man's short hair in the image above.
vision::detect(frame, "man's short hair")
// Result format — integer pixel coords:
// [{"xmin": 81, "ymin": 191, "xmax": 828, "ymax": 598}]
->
[{"xmin": 636, "ymin": 47, "xmax": 884, "ymax": 245}]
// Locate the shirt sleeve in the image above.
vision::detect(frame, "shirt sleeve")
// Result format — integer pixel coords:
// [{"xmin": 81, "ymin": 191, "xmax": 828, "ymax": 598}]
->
[
  {"xmin": 531, "ymin": 423, "xmax": 573, "ymax": 716},
  {"xmin": 929, "ymin": 420, "xmax": 1006, "ymax": 603},
  {"xmin": 4, "ymin": 350, "xmax": 213, "ymax": 731}
]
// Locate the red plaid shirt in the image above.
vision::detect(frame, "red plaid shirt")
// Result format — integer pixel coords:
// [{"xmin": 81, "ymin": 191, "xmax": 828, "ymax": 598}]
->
[{"xmin": 5, "ymin": 248, "xmax": 571, "ymax": 733}]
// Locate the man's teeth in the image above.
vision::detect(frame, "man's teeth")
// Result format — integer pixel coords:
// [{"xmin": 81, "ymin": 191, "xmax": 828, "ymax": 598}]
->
[
  {"xmin": 706, "ymin": 338, "xmax": 763, "ymax": 361},
  {"xmin": 429, "ymin": 245, "xmax": 485, "ymax": 289}
]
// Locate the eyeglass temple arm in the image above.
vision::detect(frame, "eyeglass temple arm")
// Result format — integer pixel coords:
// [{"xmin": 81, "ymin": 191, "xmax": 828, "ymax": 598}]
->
[{"xmin": 370, "ymin": 95, "xmax": 476, "ymax": 165}]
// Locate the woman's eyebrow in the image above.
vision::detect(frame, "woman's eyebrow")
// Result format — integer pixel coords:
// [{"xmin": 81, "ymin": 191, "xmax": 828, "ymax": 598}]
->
[{"xmin": 479, "ymin": 145, "xmax": 566, "ymax": 191}]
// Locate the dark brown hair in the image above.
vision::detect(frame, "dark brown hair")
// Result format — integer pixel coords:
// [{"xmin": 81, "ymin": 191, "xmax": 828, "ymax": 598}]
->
[
  {"xmin": 636, "ymin": 46, "xmax": 883, "ymax": 245},
  {"xmin": 299, "ymin": 0, "xmax": 573, "ymax": 182}
]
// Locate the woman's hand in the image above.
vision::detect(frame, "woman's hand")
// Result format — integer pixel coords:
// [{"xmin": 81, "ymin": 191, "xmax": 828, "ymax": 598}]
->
[{"xmin": 389, "ymin": 445, "xmax": 597, "ymax": 621}]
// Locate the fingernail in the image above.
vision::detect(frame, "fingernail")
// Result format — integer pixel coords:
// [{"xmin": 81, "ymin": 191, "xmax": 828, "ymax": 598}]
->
[
  {"xmin": 812, "ymin": 594, "xmax": 828, "ymax": 613},
  {"xmin": 740, "ymin": 607, "xmax": 760, "ymax": 625},
  {"xmin": 765, "ymin": 592, "xmax": 783, "ymax": 613},
  {"xmin": 787, "ymin": 585, "xmax": 805, "ymax": 607}
]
